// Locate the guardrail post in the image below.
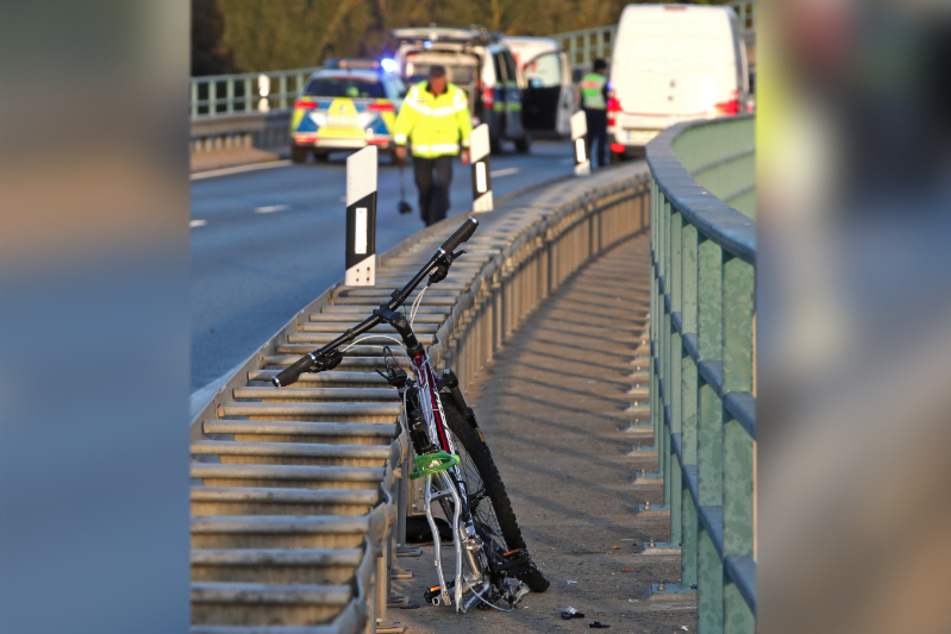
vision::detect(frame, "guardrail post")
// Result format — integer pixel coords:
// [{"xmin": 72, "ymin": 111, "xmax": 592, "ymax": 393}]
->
[
  {"xmin": 279, "ymin": 75, "xmax": 288, "ymax": 110},
  {"xmin": 226, "ymin": 79, "xmax": 234, "ymax": 114},
  {"xmin": 696, "ymin": 237, "xmax": 724, "ymax": 634},
  {"xmin": 721, "ymin": 255, "xmax": 755, "ymax": 633},
  {"xmin": 650, "ymin": 181, "xmax": 663, "ymax": 454},
  {"xmin": 667, "ymin": 210, "xmax": 683, "ymax": 546},
  {"xmin": 660, "ymin": 198, "xmax": 673, "ymax": 510},
  {"xmin": 680, "ymin": 223, "xmax": 700, "ymax": 590}
]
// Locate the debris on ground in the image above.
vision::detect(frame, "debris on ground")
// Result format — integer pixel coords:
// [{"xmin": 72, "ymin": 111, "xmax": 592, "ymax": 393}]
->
[
  {"xmin": 561, "ymin": 607, "xmax": 585, "ymax": 620},
  {"xmin": 588, "ymin": 622, "xmax": 610, "ymax": 629}
]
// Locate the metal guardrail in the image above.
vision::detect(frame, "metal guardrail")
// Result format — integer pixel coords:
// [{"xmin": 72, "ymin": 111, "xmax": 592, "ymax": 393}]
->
[
  {"xmin": 191, "ymin": 67, "xmax": 320, "ymax": 118},
  {"xmin": 646, "ymin": 114, "xmax": 756, "ymax": 632},
  {"xmin": 188, "ymin": 165, "xmax": 651, "ymax": 631}
]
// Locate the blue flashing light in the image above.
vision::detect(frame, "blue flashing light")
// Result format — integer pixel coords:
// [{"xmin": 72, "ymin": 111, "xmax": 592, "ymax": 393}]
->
[
  {"xmin": 380, "ymin": 57, "xmax": 398, "ymax": 73},
  {"xmin": 423, "ymin": 40, "xmax": 433, "ymax": 49}
]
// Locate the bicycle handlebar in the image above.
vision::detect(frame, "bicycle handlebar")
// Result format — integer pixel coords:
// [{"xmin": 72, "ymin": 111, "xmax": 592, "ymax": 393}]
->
[
  {"xmin": 439, "ymin": 216, "xmax": 479, "ymax": 255},
  {"xmin": 272, "ymin": 217, "xmax": 479, "ymax": 387}
]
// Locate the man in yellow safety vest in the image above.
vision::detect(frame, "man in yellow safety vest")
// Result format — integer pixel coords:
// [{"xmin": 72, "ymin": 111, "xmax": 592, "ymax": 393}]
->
[
  {"xmin": 394, "ymin": 65, "xmax": 473, "ymax": 226},
  {"xmin": 580, "ymin": 58, "xmax": 609, "ymax": 168}
]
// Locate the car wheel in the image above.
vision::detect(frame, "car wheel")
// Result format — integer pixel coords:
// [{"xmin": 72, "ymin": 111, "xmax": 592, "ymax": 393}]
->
[
  {"xmin": 313, "ymin": 150, "xmax": 330, "ymax": 162},
  {"xmin": 291, "ymin": 145, "xmax": 309, "ymax": 164},
  {"xmin": 515, "ymin": 134, "xmax": 531, "ymax": 154}
]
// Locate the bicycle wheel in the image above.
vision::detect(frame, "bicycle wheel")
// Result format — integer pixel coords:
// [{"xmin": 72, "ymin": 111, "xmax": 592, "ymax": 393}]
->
[{"xmin": 440, "ymin": 397, "xmax": 550, "ymax": 593}]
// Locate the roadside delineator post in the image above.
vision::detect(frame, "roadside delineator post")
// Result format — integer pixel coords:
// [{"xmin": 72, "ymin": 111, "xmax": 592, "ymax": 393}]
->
[
  {"xmin": 345, "ymin": 146, "xmax": 377, "ymax": 286},
  {"xmin": 571, "ymin": 111, "xmax": 590, "ymax": 176},
  {"xmin": 470, "ymin": 123, "xmax": 493, "ymax": 212}
]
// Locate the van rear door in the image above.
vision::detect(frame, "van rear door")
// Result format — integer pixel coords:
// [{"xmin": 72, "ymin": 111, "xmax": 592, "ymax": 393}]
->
[
  {"xmin": 611, "ymin": 7, "xmax": 740, "ymax": 130},
  {"xmin": 521, "ymin": 51, "xmax": 563, "ymax": 132}
]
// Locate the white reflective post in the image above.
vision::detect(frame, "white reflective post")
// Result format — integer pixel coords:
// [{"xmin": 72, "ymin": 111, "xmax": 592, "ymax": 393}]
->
[
  {"xmin": 345, "ymin": 146, "xmax": 377, "ymax": 286},
  {"xmin": 571, "ymin": 111, "xmax": 590, "ymax": 176},
  {"xmin": 257, "ymin": 74, "xmax": 271, "ymax": 113},
  {"xmin": 469, "ymin": 123, "xmax": 493, "ymax": 212}
]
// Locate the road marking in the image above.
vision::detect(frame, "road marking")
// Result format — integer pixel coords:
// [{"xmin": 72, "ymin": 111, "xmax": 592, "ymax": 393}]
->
[
  {"xmin": 191, "ymin": 160, "xmax": 293, "ymax": 181},
  {"xmin": 190, "ymin": 219, "xmax": 207, "ymax": 228},
  {"xmin": 490, "ymin": 167, "xmax": 520, "ymax": 177},
  {"xmin": 255, "ymin": 204, "xmax": 290, "ymax": 214}
]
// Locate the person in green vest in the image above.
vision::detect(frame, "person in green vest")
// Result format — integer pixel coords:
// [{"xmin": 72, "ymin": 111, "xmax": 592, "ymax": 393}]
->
[
  {"xmin": 580, "ymin": 58, "xmax": 609, "ymax": 168},
  {"xmin": 394, "ymin": 65, "xmax": 473, "ymax": 226}
]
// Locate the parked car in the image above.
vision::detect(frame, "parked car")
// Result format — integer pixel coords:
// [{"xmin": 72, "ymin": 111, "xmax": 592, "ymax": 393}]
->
[
  {"xmin": 390, "ymin": 27, "xmax": 530, "ymax": 153},
  {"xmin": 290, "ymin": 58, "xmax": 407, "ymax": 163},
  {"xmin": 608, "ymin": 4, "xmax": 750, "ymax": 158},
  {"xmin": 504, "ymin": 36, "xmax": 575, "ymax": 137}
]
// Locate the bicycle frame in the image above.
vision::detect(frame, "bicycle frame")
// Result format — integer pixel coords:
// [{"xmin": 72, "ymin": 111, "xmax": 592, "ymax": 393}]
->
[{"xmin": 405, "ymin": 348, "xmax": 489, "ymax": 610}]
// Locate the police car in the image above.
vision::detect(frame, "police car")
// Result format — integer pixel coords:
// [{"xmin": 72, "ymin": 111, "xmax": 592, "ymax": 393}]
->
[{"xmin": 290, "ymin": 59, "xmax": 408, "ymax": 163}]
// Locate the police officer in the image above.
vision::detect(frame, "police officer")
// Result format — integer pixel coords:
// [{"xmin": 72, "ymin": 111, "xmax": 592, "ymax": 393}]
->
[
  {"xmin": 394, "ymin": 66, "xmax": 473, "ymax": 226},
  {"xmin": 580, "ymin": 58, "xmax": 609, "ymax": 168}
]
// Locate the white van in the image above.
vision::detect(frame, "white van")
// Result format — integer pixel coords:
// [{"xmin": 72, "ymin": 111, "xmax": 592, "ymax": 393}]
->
[{"xmin": 608, "ymin": 4, "xmax": 749, "ymax": 157}]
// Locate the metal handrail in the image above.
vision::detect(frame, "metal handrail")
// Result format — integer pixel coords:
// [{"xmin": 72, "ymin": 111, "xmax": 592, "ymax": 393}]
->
[
  {"xmin": 646, "ymin": 114, "xmax": 756, "ymax": 632},
  {"xmin": 190, "ymin": 67, "xmax": 321, "ymax": 118}
]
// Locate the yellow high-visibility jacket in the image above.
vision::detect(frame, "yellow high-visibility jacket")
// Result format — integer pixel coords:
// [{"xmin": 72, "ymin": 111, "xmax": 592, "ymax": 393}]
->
[{"xmin": 393, "ymin": 81, "xmax": 472, "ymax": 158}]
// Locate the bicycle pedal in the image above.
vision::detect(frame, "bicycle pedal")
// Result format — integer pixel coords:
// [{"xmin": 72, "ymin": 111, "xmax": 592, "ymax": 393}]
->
[
  {"xmin": 497, "ymin": 548, "xmax": 532, "ymax": 573},
  {"xmin": 423, "ymin": 585, "xmax": 441, "ymax": 605},
  {"xmin": 424, "ymin": 582, "xmax": 453, "ymax": 606}
]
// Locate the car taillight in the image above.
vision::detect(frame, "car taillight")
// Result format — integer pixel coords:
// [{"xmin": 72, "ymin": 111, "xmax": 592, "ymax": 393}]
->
[
  {"xmin": 482, "ymin": 86, "xmax": 494, "ymax": 109},
  {"xmin": 715, "ymin": 99, "xmax": 740, "ymax": 115},
  {"xmin": 607, "ymin": 97, "xmax": 621, "ymax": 127},
  {"xmin": 368, "ymin": 103, "xmax": 395, "ymax": 112},
  {"xmin": 294, "ymin": 100, "xmax": 317, "ymax": 109},
  {"xmin": 714, "ymin": 90, "xmax": 741, "ymax": 116},
  {"xmin": 610, "ymin": 143, "xmax": 626, "ymax": 154}
]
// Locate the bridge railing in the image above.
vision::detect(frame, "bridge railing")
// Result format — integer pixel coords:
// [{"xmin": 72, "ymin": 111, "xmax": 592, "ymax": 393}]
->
[
  {"xmin": 646, "ymin": 114, "xmax": 756, "ymax": 632},
  {"xmin": 190, "ymin": 67, "xmax": 319, "ymax": 118}
]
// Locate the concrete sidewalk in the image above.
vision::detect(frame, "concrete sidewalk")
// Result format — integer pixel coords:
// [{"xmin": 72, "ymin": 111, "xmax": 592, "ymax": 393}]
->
[{"xmin": 391, "ymin": 233, "xmax": 697, "ymax": 632}]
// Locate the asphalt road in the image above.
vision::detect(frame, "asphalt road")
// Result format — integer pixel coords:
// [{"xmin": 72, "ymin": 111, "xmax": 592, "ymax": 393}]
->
[{"xmin": 190, "ymin": 140, "xmax": 577, "ymax": 392}]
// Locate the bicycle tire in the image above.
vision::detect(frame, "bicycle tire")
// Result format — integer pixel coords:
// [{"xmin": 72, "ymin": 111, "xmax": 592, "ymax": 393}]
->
[{"xmin": 440, "ymin": 397, "xmax": 550, "ymax": 593}]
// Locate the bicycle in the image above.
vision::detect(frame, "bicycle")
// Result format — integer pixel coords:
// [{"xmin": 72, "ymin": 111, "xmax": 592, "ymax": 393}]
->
[{"xmin": 272, "ymin": 217, "xmax": 550, "ymax": 612}]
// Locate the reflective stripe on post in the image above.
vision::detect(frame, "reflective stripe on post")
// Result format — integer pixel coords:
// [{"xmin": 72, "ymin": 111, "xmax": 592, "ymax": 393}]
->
[
  {"xmin": 571, "ymin": 111, "xmax": 590, "ymax": 176},
  {"xmin": 470, "ymin": 123, "xmax": 493, "ymax": 212},
  {"xmin": 345, "ymin": 146, "xmax": 377, "ymax": 286}
]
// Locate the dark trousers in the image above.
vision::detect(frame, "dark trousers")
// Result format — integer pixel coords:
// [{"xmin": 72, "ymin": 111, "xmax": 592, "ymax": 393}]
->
[
  {"xmin": 585, "ymin": 109, "xmax": 608, "ymax": 168},
  {"xmin": 413, "ymin": 155, "xmax": 454, "ymax": 226}
]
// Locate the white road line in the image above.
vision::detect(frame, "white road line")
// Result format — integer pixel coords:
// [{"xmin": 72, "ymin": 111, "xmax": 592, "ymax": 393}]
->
[
  {"xmin": 255, "ymin": 204, "xmax": 290, "ymax": 214},
  {"xmin": 191, "ymin": 160, "xmax": 293, "ymax": 181},
  {"xmin": 490, "ymin": 167, "xmax": 520, "ymax": 177},
  {"xmin": 190, "ymin": 219, "xmax": 207, "ymax": 228}
]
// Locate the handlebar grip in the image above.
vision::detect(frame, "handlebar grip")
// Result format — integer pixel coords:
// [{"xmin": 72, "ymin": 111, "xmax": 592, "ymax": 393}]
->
[
  {"xmin": 272, "ymin": 354, "xmax": 314, "ymax": 387},
  {"xmin": 439, "ymin": 217, "xmax": 479, "ymax": 254}
]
